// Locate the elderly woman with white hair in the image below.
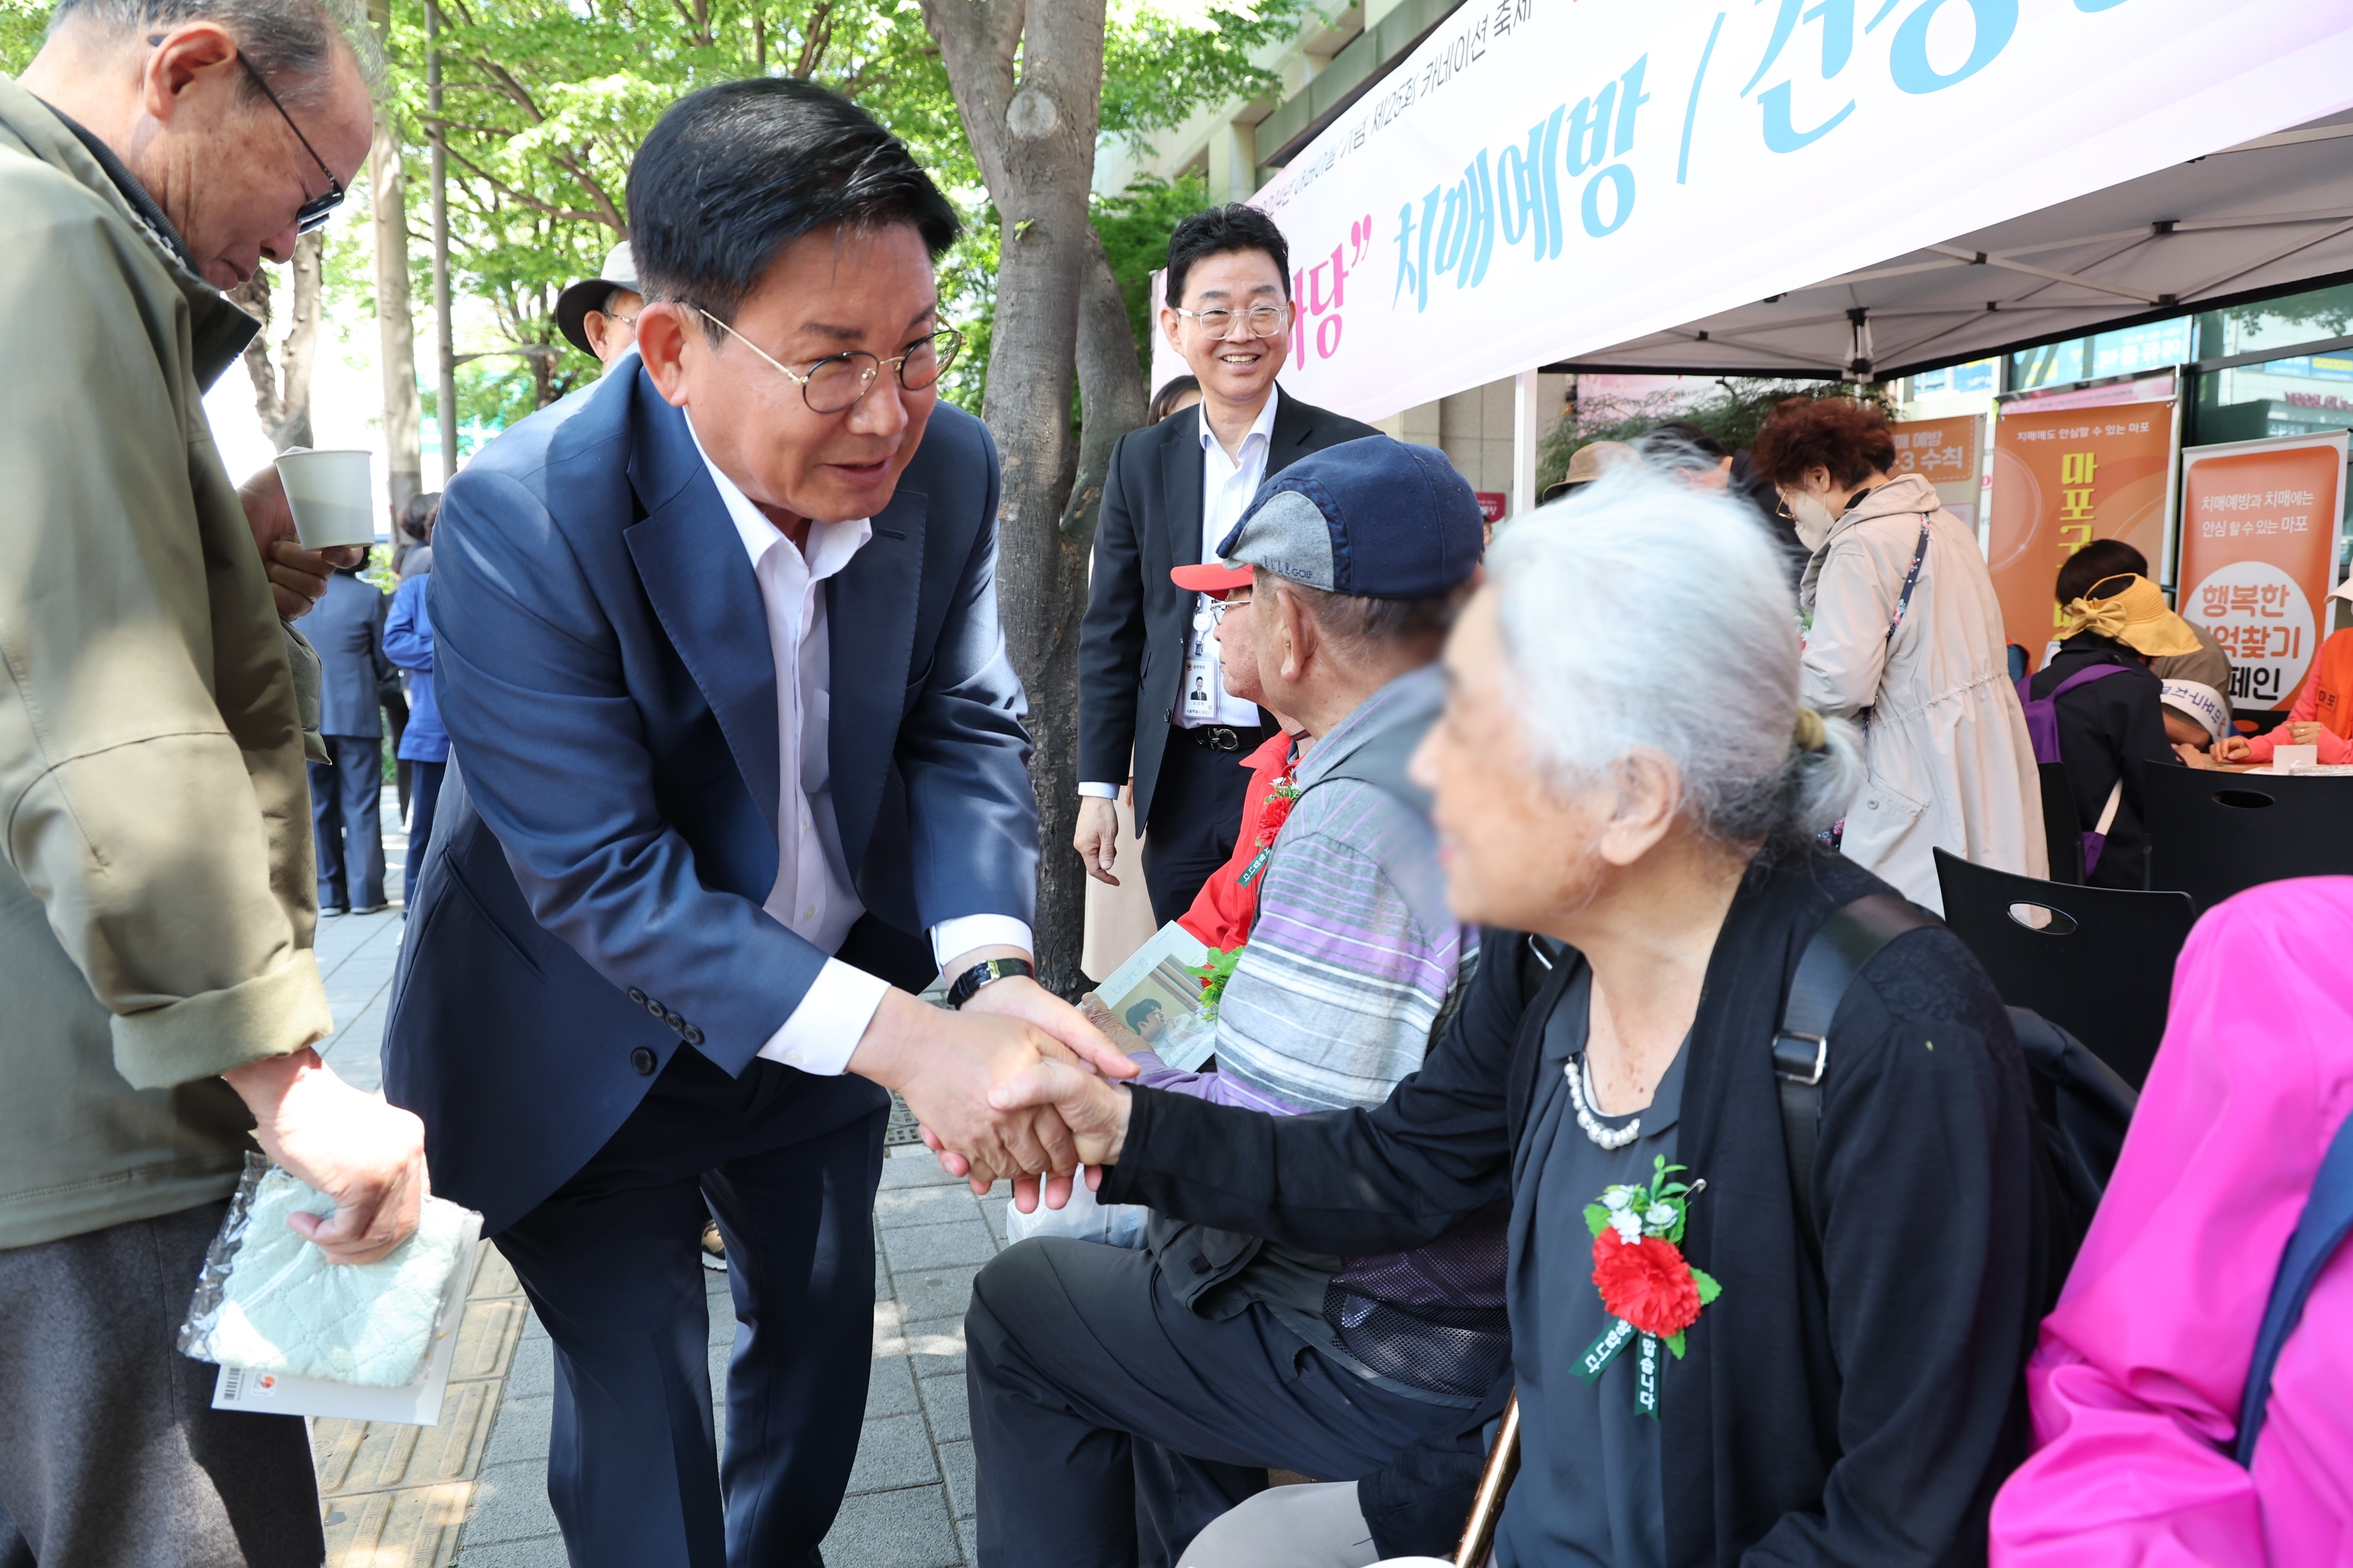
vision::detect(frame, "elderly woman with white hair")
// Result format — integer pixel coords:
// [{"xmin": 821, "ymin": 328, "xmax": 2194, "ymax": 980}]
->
[{"xmin": 970, "ymin": 469, "xmax": 2054, "ymax": 1568}]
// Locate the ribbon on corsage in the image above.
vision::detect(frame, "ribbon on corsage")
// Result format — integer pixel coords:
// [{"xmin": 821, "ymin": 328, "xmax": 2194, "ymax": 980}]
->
[{"xmin": 1579, "ymin": 1156, "xmax": 1721, "ymax": 1419}]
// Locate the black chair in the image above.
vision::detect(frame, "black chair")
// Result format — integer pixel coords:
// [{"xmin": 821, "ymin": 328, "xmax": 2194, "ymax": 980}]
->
[
  {"xmin": 2037, "ymin": 761, "xmax": 2085, "ymax": 885},
  {"xmin": 1934, "ymin": 848, "xmax": 2195, "ymax": 1090},
  {"xmin": 2143, "ymin": 764, "xmax": 2353, "ymax": 912}
]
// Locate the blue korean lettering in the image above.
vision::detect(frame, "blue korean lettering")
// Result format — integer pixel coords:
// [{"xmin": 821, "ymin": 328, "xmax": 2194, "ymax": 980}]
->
[
  {"xmin": 1497, "ymin": 106, "xmax": 1565, "ymax": 261},
  {"xmin": 1888, "ymin": 0, "xmax": 2016, "ymax": 93},
  {"xmin": 1613, "ymin": 56, "xmax": 1651, "ymax": 154},
  {"xmin": 1565, "ymin": 80, "xmax": 1618, "ymax": 176},
  {"xmin": 1747, "ymin": 0, "xmax": 1857, "ymax": 152},
  {"xmin": 1433, "ymin": 151, "xmax": 1498, "ymax": 290},
  {"xmin": 1392, "ymin": 189, "xmax": 1441, "ymax": 314},
  {"xmin": 1583, "ymin": 164, "xmax": 1634, "ymax": 237}
]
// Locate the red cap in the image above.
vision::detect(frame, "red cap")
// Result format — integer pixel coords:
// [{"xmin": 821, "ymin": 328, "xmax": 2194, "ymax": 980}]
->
[{"xmin": 1170, "ymin": 560, "xmax": 1253, "ymax": 595}]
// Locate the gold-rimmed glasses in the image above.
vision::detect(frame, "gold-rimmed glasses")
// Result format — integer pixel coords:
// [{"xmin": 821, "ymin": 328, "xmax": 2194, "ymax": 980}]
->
[{"xmin": 696, "ymin": 307, "xmax": 962, "ymax": 415}]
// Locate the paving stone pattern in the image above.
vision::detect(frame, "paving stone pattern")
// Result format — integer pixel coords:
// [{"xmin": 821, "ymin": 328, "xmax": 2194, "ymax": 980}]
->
[
  {"xmin": 449, "ymin": 1150, "xmax": 1010, "ymax": 1568},
  {"xmin": 306, "ymin": 792, "xmax": 1015, "ymax": 1568}
]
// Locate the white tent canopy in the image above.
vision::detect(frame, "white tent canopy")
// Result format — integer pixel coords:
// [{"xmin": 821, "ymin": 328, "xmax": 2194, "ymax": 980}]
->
[{"xmin": 1555, "ymin": 110, "xmax": 2353, "ymax": 380}]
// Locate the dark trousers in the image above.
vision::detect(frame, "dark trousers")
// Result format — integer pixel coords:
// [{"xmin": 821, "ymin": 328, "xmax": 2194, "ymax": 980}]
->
[
  {"xmin": 404, "ymin": 759, "xmax": 447, "ymax": 902},
  {"xmin": 490, "ymin": 918, "xmax": 930, "ymax": 1568},
  {"xmin": 0, "ymin": 1200, "xmax": 323, "ymax": 1568},
  {"xmin": 310, "ymin": 732, "xmax": 386, "ymax": 909},
  {"xmin": 966, "ymin": 1238, "xmax": 1456, "ymax": 1568},
  {"xmin": 1141, "ymin": 728, "xmax": 1268, "ymax": 926}
]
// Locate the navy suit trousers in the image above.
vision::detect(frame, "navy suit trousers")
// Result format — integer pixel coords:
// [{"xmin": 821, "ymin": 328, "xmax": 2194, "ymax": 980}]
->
[{"xmin": 310, "ymin": 734, "xmax": 385, "ymax": 910}]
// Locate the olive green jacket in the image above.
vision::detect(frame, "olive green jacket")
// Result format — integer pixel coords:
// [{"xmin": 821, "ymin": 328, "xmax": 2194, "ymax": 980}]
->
[{"xmin": 0, "ymin": 77, "xmax": 335, "ymax": 1249}]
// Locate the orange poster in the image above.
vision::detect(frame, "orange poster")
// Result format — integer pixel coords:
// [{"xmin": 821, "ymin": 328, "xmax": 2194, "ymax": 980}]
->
[
  {"xmin": 1989, "ymin": 401, "xmax": 2175, "ymax": 670},
  {"xmin": 2176, "ymin": 432, "xmax": 2348, "ymax": 712},
  {"xmin": 1892, "ymin": 415, "xmax": 1985, "ymax": 526}
]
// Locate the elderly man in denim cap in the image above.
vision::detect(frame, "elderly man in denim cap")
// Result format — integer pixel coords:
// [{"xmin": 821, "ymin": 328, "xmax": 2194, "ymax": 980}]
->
[{"xmin": 964, "ymin": 436, "xmax": 1502, "ymax": 1568}]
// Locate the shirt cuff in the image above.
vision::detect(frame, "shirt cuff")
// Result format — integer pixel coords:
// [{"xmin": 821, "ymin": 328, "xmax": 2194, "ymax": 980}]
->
[
  {"xmin": 931, "ymin": 915, "xmax": 1035, "ymax": 973},
  {"xmin": 755, "ymin": 959, "xmax": 890, "ymax": 1077},
  {"xmin": 1078, "ymin": 781, "xmax": 1120, "ymax": 799}
]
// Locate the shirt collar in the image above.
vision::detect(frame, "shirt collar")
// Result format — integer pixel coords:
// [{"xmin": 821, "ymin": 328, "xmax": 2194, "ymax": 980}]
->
[
  {"xmin": 1199, "ymin": 383, "xmax": 1282, "ymax": 457},
  {"xmin": 684, "ymin": 412, "xmax": 871, "ymax": 583}
]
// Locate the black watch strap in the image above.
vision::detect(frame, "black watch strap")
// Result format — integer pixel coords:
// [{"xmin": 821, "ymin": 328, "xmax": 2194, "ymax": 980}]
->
[{"xmin": 945, "ymin": 957, "xmax": 1034, "ymax": 1009}]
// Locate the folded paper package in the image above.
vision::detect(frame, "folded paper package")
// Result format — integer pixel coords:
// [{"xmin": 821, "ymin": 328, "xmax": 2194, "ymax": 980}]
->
[{"xmin": 180, "ymin": 1155, "xmax": 480, "ymax": 1388}]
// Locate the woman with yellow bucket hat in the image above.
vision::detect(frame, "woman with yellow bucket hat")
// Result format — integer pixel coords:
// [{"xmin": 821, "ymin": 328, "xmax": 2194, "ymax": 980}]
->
[{"xmin": 2027, "ymin": 572, "xmax": 2199, "ymax": 888}]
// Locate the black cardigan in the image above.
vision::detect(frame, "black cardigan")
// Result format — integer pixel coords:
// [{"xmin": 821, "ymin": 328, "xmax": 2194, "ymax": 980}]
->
[{"xmin": 1099, "ymin": 849, "xmax": 2052, "ymax": 1567}]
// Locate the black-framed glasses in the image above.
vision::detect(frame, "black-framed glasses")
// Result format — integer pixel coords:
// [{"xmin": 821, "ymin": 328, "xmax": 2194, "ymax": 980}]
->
[
  {"xmin": 697, "ymin": 307, "xmax": 964, "ymax": 415},
  {"xmin": 237, "ymin": 53, "xmax": 344, "ymax": 233},
  {"xmin": 151, "ymin": 36, "xmax": 346, "ymax": 233},
  {"xmin": 1173, "ymin": 302, "xmax": 1290, "ymax": 340}
]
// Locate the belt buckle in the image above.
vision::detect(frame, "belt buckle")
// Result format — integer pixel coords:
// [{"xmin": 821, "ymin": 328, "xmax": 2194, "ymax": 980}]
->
[{"xmin": 1208, "ymin": 726, "xmax": 1241, "ymax": 752}]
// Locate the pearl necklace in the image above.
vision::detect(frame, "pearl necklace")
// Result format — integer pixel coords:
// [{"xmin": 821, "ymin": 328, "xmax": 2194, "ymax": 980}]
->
[{"xmin": 1565, "ymin": 1054, "xmax": 1640, "ymax": 1150}]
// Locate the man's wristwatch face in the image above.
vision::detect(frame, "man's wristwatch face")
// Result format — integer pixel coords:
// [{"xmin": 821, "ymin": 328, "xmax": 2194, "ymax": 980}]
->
[{"xmin": 947, "ymin": 957, "xmax": 1034, "ymax": 1009}]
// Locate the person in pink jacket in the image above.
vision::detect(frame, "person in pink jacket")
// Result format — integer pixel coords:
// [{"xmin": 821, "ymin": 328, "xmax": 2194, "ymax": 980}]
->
[{"xmin": 1991, "ymin": 876, "xmax": 2353, "ymax": 1566}]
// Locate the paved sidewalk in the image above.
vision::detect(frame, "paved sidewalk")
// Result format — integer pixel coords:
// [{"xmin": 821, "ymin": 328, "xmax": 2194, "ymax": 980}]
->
[{"xmin": 305, "ymin": 791, "xmax": 1015, "ymax": 1567}]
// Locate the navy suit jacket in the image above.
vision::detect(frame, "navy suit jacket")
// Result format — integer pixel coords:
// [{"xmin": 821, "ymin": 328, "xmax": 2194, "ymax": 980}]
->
[
  {"xmin": 383, "ymin": 364, "xmax": 1037, "ymax": 1234},
  {"xmin": 308, "ymin": 571, "xmax": 389, "ymax": 738}
]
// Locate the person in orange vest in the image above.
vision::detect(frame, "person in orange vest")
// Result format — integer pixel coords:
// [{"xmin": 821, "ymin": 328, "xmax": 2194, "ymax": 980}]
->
[{"xmin": 2212, "ymin": 579, "xmax": 2353, "ymax": 766}]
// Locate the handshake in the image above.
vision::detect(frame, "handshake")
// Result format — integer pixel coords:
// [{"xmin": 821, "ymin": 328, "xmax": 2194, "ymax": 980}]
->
[{"xmin": 844, "ymin": 957, "xmax": 1141, "ymax": 1211}]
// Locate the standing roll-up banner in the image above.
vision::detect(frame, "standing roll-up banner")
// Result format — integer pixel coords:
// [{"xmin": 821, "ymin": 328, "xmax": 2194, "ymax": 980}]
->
[
  {"xmin": 1889, "ymin": 415, "xmax": 1984, "ymax": 528},
  {"xmin": 2176, "ymin": 432, "xmax": 2349, "ymax": 714},
  {"xmin": 1988, "ymin": 400, "xmax": 2176, "ymax": 670},
  {"xmin": 1248, "ymin": 3, "xmax": 2353, "ymax": 425}
]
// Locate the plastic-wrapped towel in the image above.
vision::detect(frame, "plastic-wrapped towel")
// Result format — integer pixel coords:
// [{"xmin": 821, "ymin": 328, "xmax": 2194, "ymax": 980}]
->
[{"xmin": 179, "ymin": 1154, "xmax": 477, "ymax": 1387}]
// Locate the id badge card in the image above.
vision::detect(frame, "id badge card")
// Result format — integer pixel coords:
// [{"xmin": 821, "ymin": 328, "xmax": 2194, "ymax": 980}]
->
[{"xmin": 1182, "ymin": 602, "xmax": 1219, "ymax": 719}]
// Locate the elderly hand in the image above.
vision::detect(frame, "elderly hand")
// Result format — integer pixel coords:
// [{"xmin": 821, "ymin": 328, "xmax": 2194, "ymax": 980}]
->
[
  {"xmin": 221, "ymin": 1047, "xmax": 431, "ymax": 1264},
  {"xmin": 945, "ymin": 1057, "xmax": 1134, "ymax": 1185},
  {"xmin": 240, "ymin": 465, "xmax": 365, "ymax": 619},
  {"xmin": 850, "ymin": 983, "xmax": 1134, "ymax": 1211}
]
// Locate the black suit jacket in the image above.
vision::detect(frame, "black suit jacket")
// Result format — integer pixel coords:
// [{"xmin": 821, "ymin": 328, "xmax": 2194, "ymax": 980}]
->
[{"xmin": 1078, "ymin": 391, "xmax": 1379, "ymax": 829}]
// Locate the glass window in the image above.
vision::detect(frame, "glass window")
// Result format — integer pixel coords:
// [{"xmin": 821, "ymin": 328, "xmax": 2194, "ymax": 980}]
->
[
  {"xmin": 2010, "ymin": 338, "xmax": 2087, "ymax": 390},
  {"xmin": 2192, "ymin": 282, "xmax": 2353, "ymax": 360}
]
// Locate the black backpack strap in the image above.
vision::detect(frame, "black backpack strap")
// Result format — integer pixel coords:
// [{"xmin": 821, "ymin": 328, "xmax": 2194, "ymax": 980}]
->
[
  {"xmin": 2236, "ymin": 1109, "xmax": 2353, "ymax": 1465},
  {"xmin": 1775, "ymin": 894, "xmax": 1939, "ymax": 1253}
]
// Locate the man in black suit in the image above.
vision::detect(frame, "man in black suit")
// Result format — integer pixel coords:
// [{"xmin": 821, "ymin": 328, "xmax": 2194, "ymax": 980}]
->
[{"xmin": 1076, "ymin": 206, "xmax": 1378, "ymax": 924}]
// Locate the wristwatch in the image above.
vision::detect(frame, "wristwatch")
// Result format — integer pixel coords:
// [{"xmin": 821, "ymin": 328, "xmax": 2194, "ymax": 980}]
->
[{"xmin": 945, "ymin": 957, "xmax": 1035, "ymax": 1010}]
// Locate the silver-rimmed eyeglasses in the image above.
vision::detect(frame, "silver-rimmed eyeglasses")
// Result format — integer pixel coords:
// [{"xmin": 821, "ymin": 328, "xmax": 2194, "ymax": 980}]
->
[
  {"xmin": 1173, "ymin": 303, "xmax": 1290, "ymax": 340},
  {"xmin": 697, "ymin": 307, "xmax": 964, "ymax": 415},
  {"xmin": 1208, "ymin": 591, "xmax": 1254, "ymax": 624}
]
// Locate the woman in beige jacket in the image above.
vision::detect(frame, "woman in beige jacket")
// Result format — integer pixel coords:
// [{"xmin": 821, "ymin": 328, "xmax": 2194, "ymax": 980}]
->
[{"xmin": 1752, "ymin": 399, "xmax": 2046, "ymax": 912}]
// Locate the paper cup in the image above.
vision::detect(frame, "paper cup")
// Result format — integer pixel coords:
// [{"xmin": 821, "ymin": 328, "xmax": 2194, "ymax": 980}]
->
[{"xmin": 275, "ymin": 448, "xmax": 376, "ymax": 550}]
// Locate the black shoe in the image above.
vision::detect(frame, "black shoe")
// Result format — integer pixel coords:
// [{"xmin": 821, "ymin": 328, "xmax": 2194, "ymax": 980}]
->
[{"xmin": 700, "ymin": 1219, "xmax": 728, "ymax": 1272}]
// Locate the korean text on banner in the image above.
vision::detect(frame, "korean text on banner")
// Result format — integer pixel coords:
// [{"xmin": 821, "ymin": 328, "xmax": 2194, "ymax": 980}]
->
[
  {"xmin": 1247, "ymin": 3, "xmax": 2353, "ymax": 424},
  {"xmin": 2177, "ymin": 433, "xmax": 2349, "ymax": 713},
  {"xmin": 1989, "ymin": 400, "xmax": 2174, "ymax": 669},
  {"xmin": 1891, "ymin": 415, "xmax": 1983, "ymax": 524}
]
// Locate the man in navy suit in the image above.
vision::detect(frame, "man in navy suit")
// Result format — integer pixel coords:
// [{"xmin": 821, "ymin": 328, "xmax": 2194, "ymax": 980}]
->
[{"xmin": 384, "ymin": 79, "xmax": 1126, "ymax": 1568}]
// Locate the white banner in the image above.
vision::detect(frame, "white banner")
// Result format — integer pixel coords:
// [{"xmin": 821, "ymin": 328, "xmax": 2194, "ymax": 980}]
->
[{"xmin": 1252, "ymin": 0, "xmax": 2353, "ymax": 422}]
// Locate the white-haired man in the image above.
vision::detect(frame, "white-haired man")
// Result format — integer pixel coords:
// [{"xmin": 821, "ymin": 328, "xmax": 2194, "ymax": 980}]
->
[{"xmin": 2, "ymin": 2, "xmax": 428, "ymax": 1560}]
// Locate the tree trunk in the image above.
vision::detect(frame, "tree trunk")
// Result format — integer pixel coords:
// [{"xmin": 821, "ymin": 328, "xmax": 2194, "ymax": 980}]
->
[
  {"xmin": 368, "ymin": 0, "xmax": 424, "ymax": 510},
  {"xmin": 1063, "ymin": 223, "xmax": 1145, "ymax": 545},
  {"xmin": 229, "ymin": 230, "xmax": 324, "ymax": 451},
  {"xmin": 918, "ymin": 0, "xmax": 1109, "ymax": 999}
]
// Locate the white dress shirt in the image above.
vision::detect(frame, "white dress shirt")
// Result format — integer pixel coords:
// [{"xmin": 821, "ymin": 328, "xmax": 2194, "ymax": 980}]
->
[
  {"xmin": 688, "ymin": 419, "xmax": 1031, "ymax": 1076},
  {"xmin": 1079, "ymin": 386, "xmax": 1280, "ymax": 800}
]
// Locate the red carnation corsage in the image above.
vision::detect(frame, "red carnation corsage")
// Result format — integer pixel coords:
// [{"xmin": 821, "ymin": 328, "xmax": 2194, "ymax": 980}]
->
[{"xmin": 1577, "ymin": 1156, "xmax": 1721, "ymax": 1417}]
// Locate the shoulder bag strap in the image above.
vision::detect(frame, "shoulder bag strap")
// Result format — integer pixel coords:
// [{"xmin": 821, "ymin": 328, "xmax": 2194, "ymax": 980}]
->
[
  {"xmin": 1775, "ymin": 893, "xmax": 1941, "ymax": 1259},
  {"xmin": 2236, "ymin": 1108, "xmax": 2353, "ymax": 1464},
  {"xmin": 1883, "ymin": 520, "xmax": 1932, "ymax": 646}
]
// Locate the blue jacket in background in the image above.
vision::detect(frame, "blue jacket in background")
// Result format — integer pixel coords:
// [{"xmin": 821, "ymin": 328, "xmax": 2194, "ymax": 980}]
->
[
  {"xmin": 307, "ymin": 570, "xmax": 389, "ymax": 738},
  {"xmin": 382, "ymin": 363, "xmax": 1037, "ymax": 1234},
  {"xmin": 382, "ymin": 573, "xmax": 447, "ymax": 762}
]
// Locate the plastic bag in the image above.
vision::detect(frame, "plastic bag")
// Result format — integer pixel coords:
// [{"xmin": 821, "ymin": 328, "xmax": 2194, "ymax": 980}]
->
[
  {"xmin": 1003, "ymin": 1172, "xmax": 1148, "ymax": 1248},
  {"xmin": 178, "ymin": 1153, "xmax": 479, "ymax": 1387}
]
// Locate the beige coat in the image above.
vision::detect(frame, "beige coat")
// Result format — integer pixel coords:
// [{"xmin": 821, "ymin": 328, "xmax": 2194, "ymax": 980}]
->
[
  {"xmin": 0, "ymin": 79, "xmax": 333, "ymax": 1249},
  {"xmin": 1800, "ymin": 472, "xmax": 2046, "ymax": 913}
]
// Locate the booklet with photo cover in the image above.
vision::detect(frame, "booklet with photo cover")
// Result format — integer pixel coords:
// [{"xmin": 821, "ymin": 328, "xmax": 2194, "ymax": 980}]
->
[{"xmin": 1088, "ymin": 921, "xmax": 1218, "ymax": 1072}]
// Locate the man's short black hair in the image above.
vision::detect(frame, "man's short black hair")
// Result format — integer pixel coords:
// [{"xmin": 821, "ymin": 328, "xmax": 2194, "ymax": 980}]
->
[
  {"xmin": 628, "ymin": 79, "xmax": 959, "ymax": 332},
  {"xmin": 1642, "ymin": 419, "xmax": 1729, "ymax": 461},
  {"xmin": 1165, "ymin": 204, "xmax": 1291, "ymax": 309}
]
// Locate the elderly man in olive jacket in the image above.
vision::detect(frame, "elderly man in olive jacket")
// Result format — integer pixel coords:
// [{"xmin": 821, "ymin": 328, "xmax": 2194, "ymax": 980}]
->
[{"xmin": 0, "ymin": 3, "xmax": 429, "ymax": 1562}]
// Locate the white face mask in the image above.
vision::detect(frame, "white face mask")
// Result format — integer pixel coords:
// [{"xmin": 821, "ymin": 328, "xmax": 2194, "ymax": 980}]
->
[{"xmin": 1787, "ymin": 491, "xmax": 1840, "ymax": 552}]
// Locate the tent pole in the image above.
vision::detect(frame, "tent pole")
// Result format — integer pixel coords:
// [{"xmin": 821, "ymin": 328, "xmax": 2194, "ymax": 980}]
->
[{"xmin": 1512, "ymin": 368, "xmax": 1541, "ymax": 521}]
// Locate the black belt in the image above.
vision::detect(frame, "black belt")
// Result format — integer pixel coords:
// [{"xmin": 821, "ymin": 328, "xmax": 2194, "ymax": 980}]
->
[{"xmin": 1179, "ymin": 722, "xmax": 1267, "ymax": 753}]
